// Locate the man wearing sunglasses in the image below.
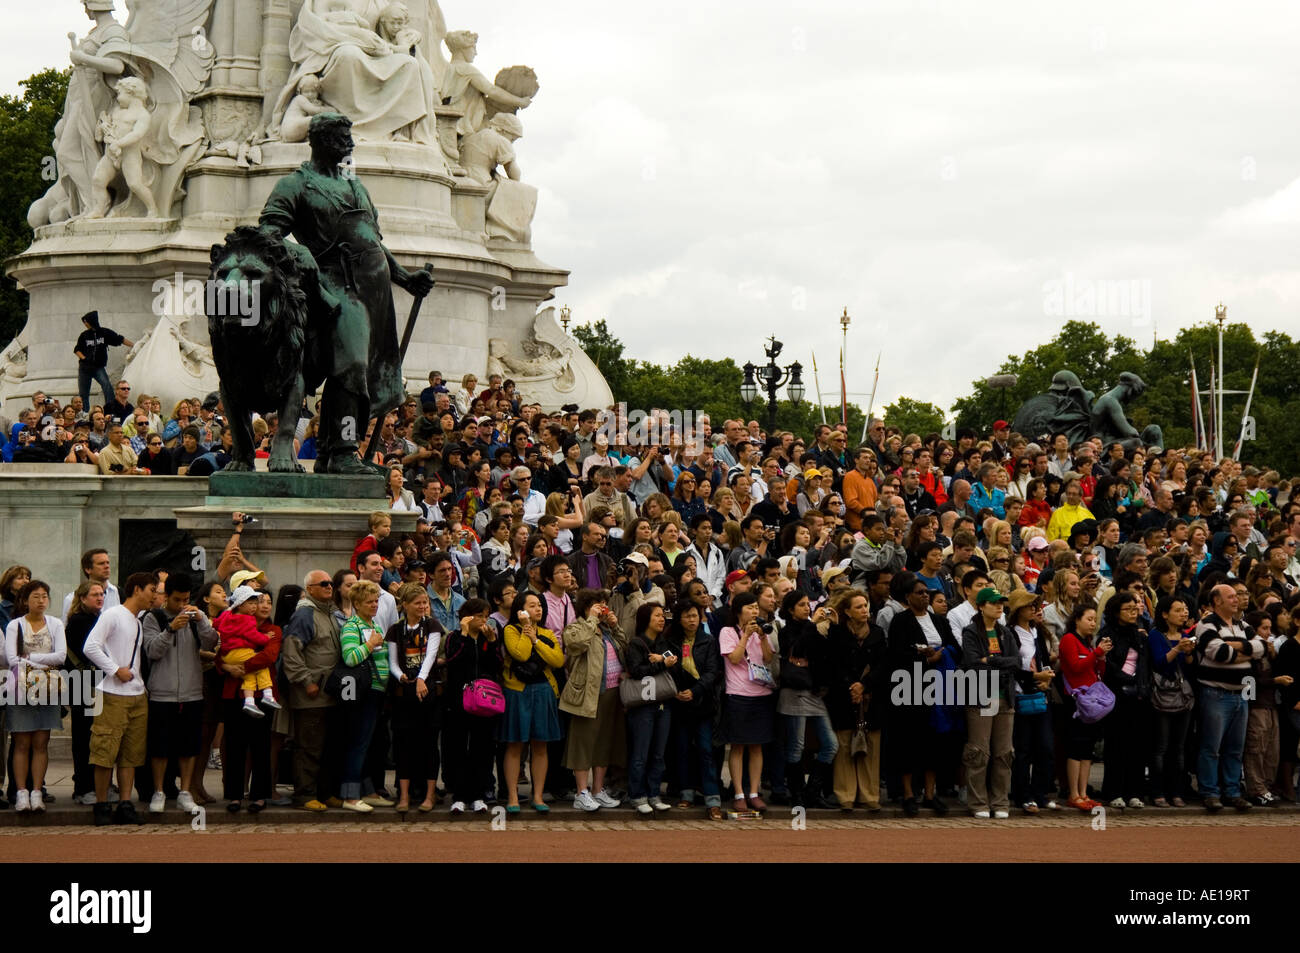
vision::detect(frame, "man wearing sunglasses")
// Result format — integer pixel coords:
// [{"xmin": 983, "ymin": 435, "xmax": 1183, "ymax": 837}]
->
[{"xmin": 282, "ymin": 570, "xmax": 344, "ymax": 812}]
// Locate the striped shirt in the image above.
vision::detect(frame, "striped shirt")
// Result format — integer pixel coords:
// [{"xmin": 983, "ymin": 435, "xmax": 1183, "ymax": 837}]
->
[
  {"xmin": 1193, "ymin": 613, "xmax": 1265, "ymax": 691},
  {"xmin": 340, "ymin": 615, "xmax": 390, "ymax": 691}
]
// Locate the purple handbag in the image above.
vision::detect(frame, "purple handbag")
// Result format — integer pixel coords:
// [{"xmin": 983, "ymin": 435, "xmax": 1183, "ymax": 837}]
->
[{"xmin": 1064, "ymin": 675, "xmax": 1115, "ymax": 724}]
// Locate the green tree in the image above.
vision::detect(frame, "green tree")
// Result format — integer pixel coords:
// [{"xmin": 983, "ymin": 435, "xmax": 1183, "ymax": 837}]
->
[
  {"xmin": 882, "ymin": 396, "xmax": 946, "ymax": 438},
  {"xmin": 0, "ymin": 68, "xmax": 69, "ymax": 348},
  {"xmin": 951, "ymin": 320, "xmax": 1140, "ymax": 432}
]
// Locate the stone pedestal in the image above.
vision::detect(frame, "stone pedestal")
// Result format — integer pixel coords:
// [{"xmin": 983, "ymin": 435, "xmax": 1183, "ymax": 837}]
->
[{"xmin": 174, "ymin": 472, "xmax": 415, "ymax": 589}]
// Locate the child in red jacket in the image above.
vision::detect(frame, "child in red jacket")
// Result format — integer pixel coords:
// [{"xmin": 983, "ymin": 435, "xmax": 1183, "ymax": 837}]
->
[{"xmin": 215, "ymin": 586, "xmax": 281, "ymax": 717}]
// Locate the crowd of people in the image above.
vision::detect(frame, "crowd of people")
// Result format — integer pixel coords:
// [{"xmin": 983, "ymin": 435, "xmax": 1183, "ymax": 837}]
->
[{"xmin": 1, "ymin": 366, "xmax": 1299, "ymax": 824}]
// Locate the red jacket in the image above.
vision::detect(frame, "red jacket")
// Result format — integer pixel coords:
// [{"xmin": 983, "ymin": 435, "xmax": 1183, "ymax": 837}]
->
[
  {"xmin": 215, "ymin": 611, "xmax": 269, "ymax": 654},
  {"xmin": 351, "ymin": 533, "xmax": 380, "ymax": 573},
  {"xmin": 220, "ymin": 626, "xmax": 282, "ymax": 700},
  {"xmin": 1018, "ymin": 499, "xmax": 1052, "ymax": 528},
  {"xmin": 1059, "ymin": 631, "xmax": 1105, "ymax": 691}
]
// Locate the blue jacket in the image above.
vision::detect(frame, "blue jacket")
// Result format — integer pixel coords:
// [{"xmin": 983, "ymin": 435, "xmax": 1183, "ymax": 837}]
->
[{"xmin": 968, "ymin": 482, "xmax": 1006, "ymax": 519}]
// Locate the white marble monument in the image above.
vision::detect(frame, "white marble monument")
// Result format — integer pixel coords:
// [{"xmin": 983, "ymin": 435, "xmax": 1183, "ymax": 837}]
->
[{"xmin": 5, "ymin": 0, "xmax": 612, "ymax": 416}]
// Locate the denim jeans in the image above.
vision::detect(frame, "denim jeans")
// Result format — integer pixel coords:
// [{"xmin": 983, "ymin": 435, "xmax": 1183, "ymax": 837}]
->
[
  {"xmin": 1011, "ymin": 710, "xmax": 1054, "ymax": 805},
  {"xmin": 784, "ymin": 713, "xmax": 839, "ymax": 765},
  {"xmin": 340, "ymin": 688, "xmax": 382, "ymax": 800},
  {"xmin": 1197, "ymin": 685, "xmax": 1248, "ymax": 799},
  {"xmin": 78, "ymin": 366, "xmax": 113, "ymax": 409},
  {"xmin": 627, "ymin": 703, "xmax": 672, "ymax": 800},
  {"xmin": 669, "ymin": 705, "xmax": 720, "ymax": 806}
]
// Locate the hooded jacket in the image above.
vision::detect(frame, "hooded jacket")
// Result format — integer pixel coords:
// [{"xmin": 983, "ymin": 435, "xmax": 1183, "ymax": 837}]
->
[{"xmin": 142, "ymin": 606, "xmax": 219, "ymax": 703}]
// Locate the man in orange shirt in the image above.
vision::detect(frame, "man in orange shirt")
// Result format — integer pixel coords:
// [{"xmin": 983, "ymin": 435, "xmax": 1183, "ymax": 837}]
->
[{"xmin": 842, "ymin": 446, "xmax": 879, "ymax": 532}]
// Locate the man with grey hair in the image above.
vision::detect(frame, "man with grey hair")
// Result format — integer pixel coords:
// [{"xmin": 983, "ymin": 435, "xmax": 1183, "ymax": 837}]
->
[
  {"xmin": 1096, "ymin": 543, "xmax": 1151, "ymax": 615},
  {"xmin": 281, "ymin": 570, "xmax": 344, "ymax": 811},
  {"xmin": 512, "ymin": 465, "xmax": 546, "ymax": 527},
  {"xmin": 1194, "ymin": 584, "xmax": 1262, "ymax": 812}
]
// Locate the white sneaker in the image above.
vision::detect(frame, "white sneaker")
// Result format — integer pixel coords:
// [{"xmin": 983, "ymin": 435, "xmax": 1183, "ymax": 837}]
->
[
  {"xmin": 76, "ymin": 792, "xmax": 97, "ymax": 805},
  {"xmin": 362, "ymin": 794, "xmax": 395, "ymax": 807},
  {"xmin": 994, "ymin": 810, "xmax": 1010, "ymax": 819},
  {"xmin": 30, "ymin": 790, "xmax": 45, "ymax": 813},
  {"xmin": 594, "ymin": 789, "xmax": 621, "ymax": 808},
  {"xmin": 651, "ymin": 799, "xmax": 672, "ymax": 812},
  {"xmin": 149, "ymin": 791, "xmax": 167, "ymax": 814},
  {"xmin": 342, "ymin": 799, "xmax": 373, "ymax": 813},
  {"xmin": 107, "ymin": 785, "xmax": 121, "ymax": 804},
  {"xmin": 573, "ymin": 790, "xmax": 600, "ymax": 812},
  {"xmin": 972, "ymin": 809, "xmax": 990, "ymax": 819},
  {"xmin": 1127, "ymin": 798, "xmax": 1144, "ymax": 809},
  {"xmin": 1044, "ymin": 800, "xmax": 1059, "ymax": 810},
  {"xmin": 177, "ymin": 792, "xmax": 197, "ymax": 812},
  {"xmin": 14, "ymin": 790, "xmax": 30, "ymax": 812},
  {"xmin": 633, "ymin": 798, "xmax": 654, "ymax": 815},
  {"xmin": 471, "ymin": 800, "xmax": 488, "ymax": 813},
  {"xmin": 242, "ymin": 700, "xmax": 265, "ymax": 719},
  {"xmin": 449, "ymin": 801, "xmax": 466, "ymax": 814},
  {"xmin": 1109, "ymin": 797, "xmax": 1126, "ymax": 809}
]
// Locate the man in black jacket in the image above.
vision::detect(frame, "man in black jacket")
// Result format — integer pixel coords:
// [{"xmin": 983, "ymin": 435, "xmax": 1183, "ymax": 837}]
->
[
  {"xmin": 567, "ymin": 521, "xmax": 616, "ymax": 590},
  {"xmin": 73, "ymin": 311, "xmax": 133, "ymax": 410}
]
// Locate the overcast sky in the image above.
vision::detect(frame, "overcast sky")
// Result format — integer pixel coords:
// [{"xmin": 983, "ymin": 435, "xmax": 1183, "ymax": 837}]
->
[{"xmin": 7, "ymin": 0, "xmax": 1299, "ymax": 416}]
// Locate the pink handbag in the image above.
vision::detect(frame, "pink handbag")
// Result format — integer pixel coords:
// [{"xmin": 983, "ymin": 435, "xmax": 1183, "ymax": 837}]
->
[{"xmin": 462, "ymin": 679, "xmax": 505, "ymax": 717}]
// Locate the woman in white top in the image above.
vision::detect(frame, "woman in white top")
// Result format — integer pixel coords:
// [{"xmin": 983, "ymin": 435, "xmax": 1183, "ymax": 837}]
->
[
  {"xmin": 385, "ymin": 466, "xmax": 420, "ymax": 513},
  {"xmin": 453, "ymin": 373, "xmax": 480, "ymax": 417},
  {"xmin": 4, "ymin": 580, "xmax": 67, "ymax": 812}
]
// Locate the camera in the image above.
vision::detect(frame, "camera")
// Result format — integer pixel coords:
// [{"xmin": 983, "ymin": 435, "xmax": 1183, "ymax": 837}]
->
[
  {"xmin": 758, "ymin": 621, "xmax": 773, "ymax": 635},
  {"xmin": 234, "ymin": 513, "xmax": 258, "ymax": 525},
  {"xmin": 74, "ymin": 444, "xmax": 84, "ymax": 453},
  {"xmin": 109, "ymin": 463, "xmax": 124, "ymax": 472}
]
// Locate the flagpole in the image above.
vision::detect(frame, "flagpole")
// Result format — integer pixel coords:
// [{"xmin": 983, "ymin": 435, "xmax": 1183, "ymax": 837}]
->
[
  {"xmin": 811, "ymin": 351, "xmax": 826, "ymax": 424},
  {"xmin": 859, "ymin": 351, "xmax": 881, "ymax": 444},
  {"xmin": 1189, "ymin": 354, "xmax": 1205, "ymax": 451},
  {"xmin": 1232, "ymin": 355, "xmax": 1260, "ymax": 461}
]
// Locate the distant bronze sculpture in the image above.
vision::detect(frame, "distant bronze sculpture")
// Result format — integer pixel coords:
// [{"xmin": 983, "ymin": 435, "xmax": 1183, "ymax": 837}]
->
[
  {"xmin": 207, "ymin": 112, "xmax": 434, "ymax": 475},
  {"xmin": 1011, "ymin": 370, "xmax": 1162, "ymax": 451},
  {"xmin": 207, "ymin": 226, "xmax": 325, "ymax": 472}
]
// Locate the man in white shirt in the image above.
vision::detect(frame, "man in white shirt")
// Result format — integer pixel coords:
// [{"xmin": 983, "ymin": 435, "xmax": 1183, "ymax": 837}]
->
[
  {"xmin": 947, "ymin": 568, "xmax": 991, "ymax": 643},
  {"xmin": 357, "ymin": 551, "xmax": 398, "ymax": 631},
  {"xmin": 62, "ymin": 548, "xmax": 122, "ymax": 619},
  {"xmin": 512, "ymin": 465, "xmax": 546, "ymax": 527},
  {"xmin": 82, "ymin": 572, "xmax": 156, "ymax": 825}
]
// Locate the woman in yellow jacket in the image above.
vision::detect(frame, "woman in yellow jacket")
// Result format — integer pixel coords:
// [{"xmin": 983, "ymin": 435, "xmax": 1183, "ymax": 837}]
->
[
  {"xmin": 1046, "ymin": 477, "xmax": 1095, "ymax": 542},
  {"xmin": 501, "ymin": 590, "xmax": 565, "ymax": 813}
]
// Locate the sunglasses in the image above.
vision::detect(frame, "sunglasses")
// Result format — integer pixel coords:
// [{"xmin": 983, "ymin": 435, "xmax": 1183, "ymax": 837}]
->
[{"xmin": 309, "ymin": 580, "xmax": 334, "ymax": 589}]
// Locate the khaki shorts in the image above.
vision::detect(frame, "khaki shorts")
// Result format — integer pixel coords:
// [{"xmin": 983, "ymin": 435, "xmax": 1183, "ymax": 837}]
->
[{"xmin": 90, "ymin": 692, "xmax": 149, "ymax": 768}]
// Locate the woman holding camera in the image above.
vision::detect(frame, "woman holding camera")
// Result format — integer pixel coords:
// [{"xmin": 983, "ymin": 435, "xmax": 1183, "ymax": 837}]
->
[
  {"xmin": 777, "ymin": 589, "xmax": 839, "ymax": 808},
  {"xmin": 1099, "ymin": 591, "xmax": 1152, "ymax": 809},
  {"xmin": 1147, "ymin": 594, "xmax": 1196, "ymax": 807},
  {"xmin": 560, "ymin": 589, "xmax": 628, "ymax": 812},
  {"xmin": 665, "ymin": 598, "xmax": 722, "ymax": 817},
  {"xmin": 625, "ymin": 603, "xmax": 676, "ymax": 813},
  {"xmin": 719, "ymin": 591, "xmax": 776, "ymax": 812},
  {"xmin": 5, "ymin": 580, "xmax": 66, "ymax": 812},
  {"xmin": 1059, "ymin": 602, "xmax": 1109, "ymax": 810},
  {"xmin": 501, "ymin": 591, "xmax": 564, "ymax": 813}
]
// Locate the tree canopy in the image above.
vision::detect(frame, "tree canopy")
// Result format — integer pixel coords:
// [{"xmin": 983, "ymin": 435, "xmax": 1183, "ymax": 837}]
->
[{"xmin": 0, "ymin": 68, "xmax": 69, "ymax": 348}]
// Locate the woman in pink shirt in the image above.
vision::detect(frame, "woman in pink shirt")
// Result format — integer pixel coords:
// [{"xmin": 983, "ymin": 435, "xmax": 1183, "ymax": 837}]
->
[{"xmin": 718, "ymin": 592, "xmax": 776, "ymax": 812}]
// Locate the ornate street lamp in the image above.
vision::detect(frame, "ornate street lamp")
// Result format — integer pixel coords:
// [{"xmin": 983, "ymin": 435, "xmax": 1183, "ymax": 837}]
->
[
  {"xmin": 559, "ymin": 305, "xmax": 571, "ymax": 334},
  {"xmin": 740, "ymin": 337, "xmax": 805, "ymax": 434}
]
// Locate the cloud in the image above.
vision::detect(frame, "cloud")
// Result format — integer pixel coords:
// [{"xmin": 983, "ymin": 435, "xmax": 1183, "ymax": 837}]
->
[{"xmin": 6, "ymin": 0, "xmax": 1300, "ymax": 414}]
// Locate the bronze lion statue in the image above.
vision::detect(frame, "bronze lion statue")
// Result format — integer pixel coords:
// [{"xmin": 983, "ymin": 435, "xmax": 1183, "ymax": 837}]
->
[{"xmin": 207, "ymin": 226, "xmax": 327, "ymax": 472}]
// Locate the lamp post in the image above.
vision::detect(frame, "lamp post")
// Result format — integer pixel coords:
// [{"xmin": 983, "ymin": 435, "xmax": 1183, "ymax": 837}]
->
[
  {"xmin": 559, "ymin": 305, "xmax": 571, "ymax": 334},
  {"xmin": 985, "ymin": 373, "xmax": 1019, "ymax": 420},
  {"xmin": 741, "ymin": 336, "xmax": 805, "ymax": 435}
]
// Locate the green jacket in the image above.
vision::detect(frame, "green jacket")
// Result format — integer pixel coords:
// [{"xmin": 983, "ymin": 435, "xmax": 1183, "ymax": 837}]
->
[{"xmin": 558, "ymin": 617, "xmax": 627, "ymax": 719}]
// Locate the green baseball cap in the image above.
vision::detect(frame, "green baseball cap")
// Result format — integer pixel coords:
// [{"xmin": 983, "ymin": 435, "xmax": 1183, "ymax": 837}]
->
[{"xmin": 976, "ymin": 586, "xmax": 1008, "ymax": 606}]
